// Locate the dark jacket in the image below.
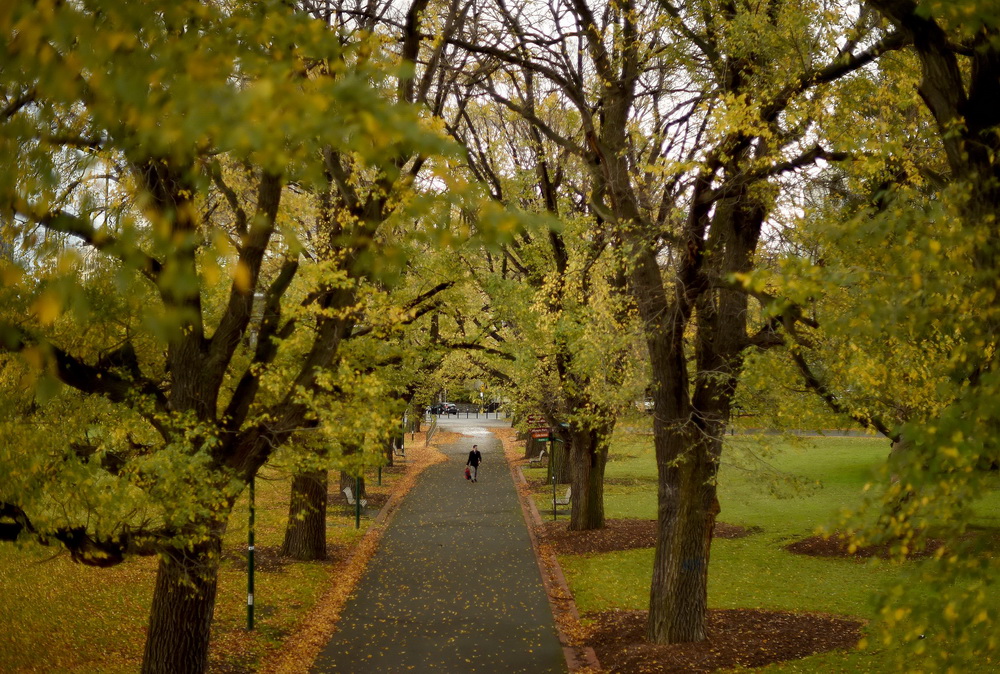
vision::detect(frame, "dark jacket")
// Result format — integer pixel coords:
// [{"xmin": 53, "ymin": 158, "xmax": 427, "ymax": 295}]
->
[{"xmin": 467, "ymin": 449, "xmax": 482, "ymax": 467}]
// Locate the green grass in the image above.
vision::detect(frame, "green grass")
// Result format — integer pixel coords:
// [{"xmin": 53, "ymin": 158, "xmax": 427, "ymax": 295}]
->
[
  {"xmin": 0, "ymin": 545, "xmax": 153, "ymax": 673},
  {"xmin": 564, "ymin": 537, "xmax": 901, "ymax": 619},
  {"xmin": 0, "ymin": 463, "xmax": 399, "ymax": 672},
  {"xmin": 547, "ymin": 433, "xmax": 1000, "ymax": 672}
]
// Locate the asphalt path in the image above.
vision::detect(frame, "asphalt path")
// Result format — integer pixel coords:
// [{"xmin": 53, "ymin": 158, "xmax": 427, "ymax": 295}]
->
[{"xmin": 311, "ymin": 417, "xmax": 566, "ymax": 673}]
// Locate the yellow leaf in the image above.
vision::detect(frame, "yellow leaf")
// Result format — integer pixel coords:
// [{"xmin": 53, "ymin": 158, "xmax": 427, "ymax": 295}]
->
[
  {"xmin": 939, "ymin": 446, "xmax": 959, "ymax": 459},
  {"xmin": 22, "ymin": 345, "xmax": 44, "ymax": 370},
  {"xmin": 234, "ymin": 261, "xmax": 252, "ymax": 292},
  {"xmin": 33, "ymin": 291, "xmax": 61, "ymax": 325},
  {"xmin": 203, "ymin": 260, "xmax": 221, "ymax": 286},
  {"xmin": 0, "ymin": 262, "xmax": 24, "ymax": 286}
]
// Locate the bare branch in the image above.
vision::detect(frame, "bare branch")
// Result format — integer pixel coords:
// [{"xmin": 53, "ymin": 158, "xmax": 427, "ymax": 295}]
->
[
  {"xmin": 208, "ymin": 161, "xmax": 249, "ymax": 235},
  {"xmin": 1, "ymin": 89, "xmax": 35, "ymax": 119}
]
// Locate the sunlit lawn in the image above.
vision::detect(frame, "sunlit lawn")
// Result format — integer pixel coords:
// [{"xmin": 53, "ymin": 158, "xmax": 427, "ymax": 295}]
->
[
  {"xmin": 0, "ymin": 463, "xmax": 396, "ymax": 672},
  {"xmin": 526, "ymin": 430, "xmax": 1000, "ymax": 672}
]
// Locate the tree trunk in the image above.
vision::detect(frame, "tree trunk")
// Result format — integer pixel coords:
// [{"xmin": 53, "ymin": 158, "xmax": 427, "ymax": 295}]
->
[
  {"xmin": 141, "ymin": 532, "xmax": 225, "ymax": 674},
  {"xmin": 339, "ymin": 470, "xmax": 366, "ymax": 499},
  {"xmin": 524, "ymin": 436, "xmax": 546, "ymax": 459},
  {"xmin": 546, "ymin": 439, "xmax": 572, "ymax": 484},
  {"xmin": 385, "ymin": 422, "xmax": 405, "ymax": 468},
  {"xmin": 568, "ymin": 425, "xmax": 611, "ymax": 531},
  {"xmin": 556, "ymin": 441, "xmax": 572, "ymax": 483},
  {"xmin": 646, "ymin": 427, "xmax": 721, "ymax": 643},
  {"xmin": 280, "ymin": 470, "xmax": 328, "ymax": 561}
]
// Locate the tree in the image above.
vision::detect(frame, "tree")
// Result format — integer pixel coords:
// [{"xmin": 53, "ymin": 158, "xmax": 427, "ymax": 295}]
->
[
  {"xmin": 0, "ymin": 2, "xmax": 452, "ymax": 670},
  {"xmin": 449, "ymin": 0, "xmax": 905, "ymax": 642},
  {"xmin": 446, "ymin": 93, "xmax": 642, "ymax": 528},
  {"xmin": 745, "ymin": 3, "xmax": 1000, "ymax": 667},
  {"xmin": 272, "ymin": 0, "xmax": 484, "ymax": 559}
]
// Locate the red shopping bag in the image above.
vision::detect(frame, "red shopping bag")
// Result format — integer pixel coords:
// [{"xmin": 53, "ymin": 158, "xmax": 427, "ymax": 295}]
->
[{"xmin": 464, "ymin": 466, "xmax": 471, "ymax": 480}]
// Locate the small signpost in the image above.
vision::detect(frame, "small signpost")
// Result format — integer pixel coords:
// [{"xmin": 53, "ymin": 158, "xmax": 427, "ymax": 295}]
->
[{"xmin": 527, "ymin": 414, "xmax": 550, "ymax": 440}]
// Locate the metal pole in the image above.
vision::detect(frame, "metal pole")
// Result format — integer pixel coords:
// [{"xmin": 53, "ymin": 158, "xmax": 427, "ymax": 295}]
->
[
  {"xmin": 355, "ymin": 475, "xmax": 361, "ymax": 529},
  {"xmin": 378, "ymin": 465, "xmax": 382, "ymax": 486},
  {"xmin": 247, "ymin": 475, "xmax": 255, "ymax": 630},
  {"xmin": 551, "ymin": 438, "xmax": 557, "ymax": 521}
]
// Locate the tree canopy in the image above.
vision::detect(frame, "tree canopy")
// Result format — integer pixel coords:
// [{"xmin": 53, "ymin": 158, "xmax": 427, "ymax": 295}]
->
[{"xmin": 2, "ymin": 0, "xmax": 999, "ymax": 671}]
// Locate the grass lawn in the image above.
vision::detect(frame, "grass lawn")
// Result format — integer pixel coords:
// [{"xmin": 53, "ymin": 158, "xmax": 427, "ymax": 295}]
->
[
  {"xmin": 0, "ymin": 462, "xmax": 400, "ymax": 672},
  {"xmin": 526, "ymin": 431, "xmax": 1000, "ymax": 672}
]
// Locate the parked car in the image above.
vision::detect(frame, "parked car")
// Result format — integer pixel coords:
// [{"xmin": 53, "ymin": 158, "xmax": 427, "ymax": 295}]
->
[{"xmin": 429, "ymin": 402, "xmax": 458, "ymax": 415}]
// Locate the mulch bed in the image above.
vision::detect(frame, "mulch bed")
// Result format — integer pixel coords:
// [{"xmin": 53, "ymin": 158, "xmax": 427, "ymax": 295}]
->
[
  {"xmin": 787, "ymin": 527, "xmax": 1000, "ymax": 560},
  {"xmin": 222, "ymin": 544, "xmax": 289, "ymax": 572},
  {"xmin": 222, "ymin": 543, "xmax": 352, "ymax": 572},
  {"xmin": 328, "ymin": 491, "xmax": 390, "ymax": 511},
  {"xmin": 786, "ymin": 533, "xmax": 944, "ymax": 560},
  {"xmin": 217, "ymin": 545, "xmax": 293, "ymax": 571},
  {"xmin": 587, "ymin": 608, "xmax": 864, "ymax": 673},
  {"xmin": 539, "ymin": 518, "xmax": 760, "ymax": 555}
]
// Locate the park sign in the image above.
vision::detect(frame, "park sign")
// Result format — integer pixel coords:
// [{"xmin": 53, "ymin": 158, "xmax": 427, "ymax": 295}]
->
[{"xmin": 525, "ymin": 413, "xmax": 551, "ymax": 439}]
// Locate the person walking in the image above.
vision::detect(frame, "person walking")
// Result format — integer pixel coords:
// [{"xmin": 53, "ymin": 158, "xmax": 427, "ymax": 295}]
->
[{"xmin": 467, "ymin": 444, "xmax": 482, "ymax": 482}]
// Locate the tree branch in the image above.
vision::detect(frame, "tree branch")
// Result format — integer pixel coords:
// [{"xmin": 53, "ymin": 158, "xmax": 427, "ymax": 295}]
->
[
  {"xmin": 438, "ymin": 340, "xmax": 516, "ymax": 361},
  {"xmin": 14, "ymin": 200, "xmax": 162, "ymax": 280},
  {"xmin": 1, "ymin": 89, "xmax": 35, "ymax": 119},
  {"xmin": 207, "ymin": 172, "xmax": 283, "ymax": 376},
  {"xmin": 789, "ymin": 346, "xmax": 899, "ymax": 442},
  {"xmin": 208, "ymin": 161, "xmax": 248, "ymax": 235},
  {"xmin": 222, "ymin": 255, "xmax": 301, "ymax": 430},
  {"xmin": 0, "ymin": 322, "xmax": 169, "ymax": 413},
  {"xmin": 0, "ymin": 502, "xmax": 167, "ymax": 567}
]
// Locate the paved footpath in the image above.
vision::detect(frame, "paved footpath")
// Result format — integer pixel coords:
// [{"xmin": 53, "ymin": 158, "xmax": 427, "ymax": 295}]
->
[{"xmin": 311, "ymin": 418, "xmax": 566, "ymax": 673}]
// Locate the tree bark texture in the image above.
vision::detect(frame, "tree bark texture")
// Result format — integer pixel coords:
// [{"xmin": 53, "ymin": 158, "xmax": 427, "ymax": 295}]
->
[
  {"xmin": 546, "ymin": 439, "xmax": 573, "ymax": 484},
  {"xmin": 340, "ymin": 470, "xmax": 366, "ymax": 499},
  {"xmin": 646, "ymin": 428, "xmax": 721, "ymax": 642},
  {"xmin": 567, "ymin": 424, "xmax": 611, "ymax": 531},
  {"xmin": 280, "ymin": 470, "xmax": 328, "ymax": 561},
  {"xmin": 384, "ymin": 436, "xmax": 395, "ymax": 469},
  {"xmin": 623, "ymin": 179, "xmax": 760, "ymax": 644},
  {"xmin": 141, "ymin": 534, "xmax": 224, "ymax": 674}
]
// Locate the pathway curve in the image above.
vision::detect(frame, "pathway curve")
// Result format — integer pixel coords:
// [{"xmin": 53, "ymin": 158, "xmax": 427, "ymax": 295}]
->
[{"xmin": 311, "ymin": 418, "xmax": 566, "ymax": 673}]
